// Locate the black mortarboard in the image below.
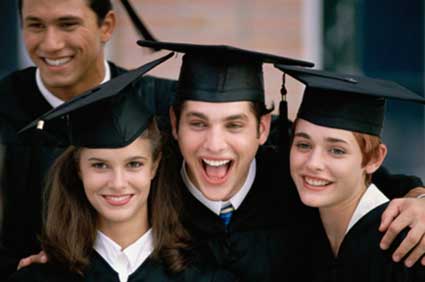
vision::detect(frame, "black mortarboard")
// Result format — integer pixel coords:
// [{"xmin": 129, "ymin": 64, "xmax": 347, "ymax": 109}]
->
[
  {"xmin": 274, "ymin": 64, "xmax": 425, "ymax": 136},
  {"xmin": 19, "ymin": 52, "xmax": 174, "ymax": 148},
  {"xmin": 137, "ymin": 40, "xmax": 314, "ymax": 103}
]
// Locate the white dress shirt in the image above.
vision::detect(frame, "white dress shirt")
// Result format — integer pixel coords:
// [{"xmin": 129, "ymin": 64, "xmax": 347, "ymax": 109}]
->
[
  {"xmin": 345, "ymin": 183, "xmax": 389, "ymax": 234},
  {"xmin": 36, "ymin": 60, "xmax": 111, "ymax": 108},
  {"xmin": 181, "ymin": 159, "xmax": 256, "ymax": 215},
  {"xmin": 93, "ymin": 229, "xmax": 154, "ymax": 282}
]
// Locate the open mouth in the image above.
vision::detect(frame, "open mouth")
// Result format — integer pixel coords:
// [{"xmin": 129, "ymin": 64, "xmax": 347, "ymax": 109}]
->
[
  {"xmin": 303, "ymin": 176, "xmax": 332, "ymax": 188},
  {"xmin": 44, "ymin": 57, "xmax": 72, "ymax": 67},
  {"xmin": 102, "ymin": 194, "xmax": 133, "ymax": 206},
  {"xmin": 201, "ymin": 158, "xmax": 233, "ymax": 184}
]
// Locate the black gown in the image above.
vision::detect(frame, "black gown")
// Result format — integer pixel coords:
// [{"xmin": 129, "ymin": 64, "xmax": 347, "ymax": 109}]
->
[
  {"xmin": 180, "ymin": 146, "xmax": 317, "ymax": 282},
  {"xmin": 7, "ymin": 251, "xmax": 238, "ymax": 282},
  {"xmin": 311, "ymin": 203, "xmax": 425, "ymax": 282},
  {"xmin": 0, "ymin": 66, "xmax": 176, "ymax": 279}
]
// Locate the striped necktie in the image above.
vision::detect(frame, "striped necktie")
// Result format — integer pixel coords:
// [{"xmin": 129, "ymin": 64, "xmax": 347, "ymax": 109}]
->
[{"xmin": 219, "ymin": 203, "xmax": 234, "ymax": 227}]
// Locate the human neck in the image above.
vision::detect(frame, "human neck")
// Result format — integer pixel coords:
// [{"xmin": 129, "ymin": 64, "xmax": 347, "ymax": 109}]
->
[
  {"xmin": 98, "ymin": 214, "xmax": 149, "ymax": 250},
  {"xmin": 319, "ymin": 186, "xmax": 366, "ymax": 257},
  {"xmin": 45, "ymin": 59, "xmax": 106, "ymax": 101}
]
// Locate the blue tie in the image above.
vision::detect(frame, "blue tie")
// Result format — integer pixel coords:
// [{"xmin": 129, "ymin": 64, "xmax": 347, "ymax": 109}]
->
[{"xmin": 219, "ymin": 203, "xmax": 234, "ymax": 227}]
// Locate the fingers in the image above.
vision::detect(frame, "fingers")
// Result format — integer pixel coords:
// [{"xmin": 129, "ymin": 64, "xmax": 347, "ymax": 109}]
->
[
  {"xmin": 379, "ymin": 199, "xmax": 401, "ymax": 233},
  {"xmin": 403, "ymin": 235, "xmax": 425, "ymax": 267},
  {"xmin": 391, "ymin": 226, "xmax": 424, "ymax": 265},
  {"xmin": 16, "ymin": 251, "xmax": 48, "ymax": 270}
]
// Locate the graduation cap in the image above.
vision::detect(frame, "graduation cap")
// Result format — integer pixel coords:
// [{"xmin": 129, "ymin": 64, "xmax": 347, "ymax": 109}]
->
[
  {"xmin": 274, "ymin": 64, "xmax": 425, "ymax": 136},
  {"xmin": 19, "ymin": 52, "xmax": 174, "ymax": 148},
  {"xmin": 137, "ymin": 40, "xmax": 314, "ymax": 103}
]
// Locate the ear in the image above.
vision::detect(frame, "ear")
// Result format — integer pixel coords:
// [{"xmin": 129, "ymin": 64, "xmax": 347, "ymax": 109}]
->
[
  {"xmin": 258, "ymin": 113, "xmax": 272, "ymax": 145},
  {"xmin": 365, "ymin": 144, "xmax": 388, "ymax": 174},
  {"xmin": 169, "ymin": 106, "xmax": 178, "ymax": 140},
  {"xmin": 99, "ymin": 11, "xmax": 116, "ymax": 44}
]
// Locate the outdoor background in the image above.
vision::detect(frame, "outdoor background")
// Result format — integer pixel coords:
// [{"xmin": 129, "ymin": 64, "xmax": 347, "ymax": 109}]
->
[{"xmin": 1, "ymin": 0, "xmax": 424, "ymax": 179}]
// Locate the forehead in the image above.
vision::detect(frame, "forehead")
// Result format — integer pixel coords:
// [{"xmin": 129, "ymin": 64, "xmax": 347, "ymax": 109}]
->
[
  {"xmin": 295, "ymin": 119, "xmax": 357, "ymax": 142},
  {"xmin": 22, "ymin": 0, "xmax": 92, "ymax": 19},
  {"xmin": 181, "ymin": 100, "xmax": 254, "ymax": 119},
  {"xmin": 79, "ymin": 137, "xmax": 152, "ymax": 159}
]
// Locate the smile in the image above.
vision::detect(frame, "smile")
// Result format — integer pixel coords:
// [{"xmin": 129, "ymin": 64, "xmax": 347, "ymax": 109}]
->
[
  {"xmin": 201, "ymin": 158, "xmax": 233, "ymax": 184},
  {"xmin": 304, "ymin": 176, "xmax": 332, "ymax": 187},
  {"xmin": 102, "ymin": 194, "xmax": 133, "ymax": 206},
  {"xmin": 44, "ymin": 57, "xmax": 72, "ymax": 67}
]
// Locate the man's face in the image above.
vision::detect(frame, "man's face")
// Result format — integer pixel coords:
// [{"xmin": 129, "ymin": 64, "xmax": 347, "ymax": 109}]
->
[
  {"xmin": 171, "ymin": 101, "xmax": 271, "ymax": 201},
  {"xmin": 21, "ymin": 0, "xmax": 115, "ymax": 99}
]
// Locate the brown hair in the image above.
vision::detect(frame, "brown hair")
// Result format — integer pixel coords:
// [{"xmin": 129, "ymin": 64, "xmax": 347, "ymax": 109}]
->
[
  {"xmin": 41, "ymin": 119, "xmax": 190, "ymax": 274},
  {"xmin": 352, "ymin": 132, "xmax": 382, "ymax": 184}
]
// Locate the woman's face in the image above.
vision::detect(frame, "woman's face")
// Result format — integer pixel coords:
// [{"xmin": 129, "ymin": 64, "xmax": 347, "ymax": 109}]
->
[
  {"xmin": 79, "ymin": 137, "xmax": 160, "ymax": 229},
  {"xmin": 290, "ymin": 119, "xmax": 372, "ymax": 210}
]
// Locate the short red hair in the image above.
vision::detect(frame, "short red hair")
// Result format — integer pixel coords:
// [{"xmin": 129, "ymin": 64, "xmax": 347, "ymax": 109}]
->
[{"xmin": 352, "ymin": 132, "xmax": 382, "ymax": 184}]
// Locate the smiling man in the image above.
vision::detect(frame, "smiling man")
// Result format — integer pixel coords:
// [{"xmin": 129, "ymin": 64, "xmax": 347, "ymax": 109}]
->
[
  {"xmin": 0, "ymin": 0, "xmax": 175, "ymax": 278},
  {"xmin": 138, "ymin": 40, "xmax": 318, "ymax": 281}
]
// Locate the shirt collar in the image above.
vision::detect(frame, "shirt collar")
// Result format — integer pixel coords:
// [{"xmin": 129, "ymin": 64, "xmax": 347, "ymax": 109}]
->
[
  {"xmin": 93, "ymin": 229, "xmax": 153, "ymax": 282},
  {"xmin": 36, "ymin": 60, "xmax": 111, "ymax": 108},
  {"xmin": 181, "ymin": 159, "xmax": 256, "ymax": 215},
  {"xmin": 345, "ymin": 183, "xmax": 389, "ymax": 234}
]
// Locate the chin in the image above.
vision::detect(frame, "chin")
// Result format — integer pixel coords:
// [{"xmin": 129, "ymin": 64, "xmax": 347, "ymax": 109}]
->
[{"xmin": 200, "ymin": 186, "xmax": 233, "ymax": 202}]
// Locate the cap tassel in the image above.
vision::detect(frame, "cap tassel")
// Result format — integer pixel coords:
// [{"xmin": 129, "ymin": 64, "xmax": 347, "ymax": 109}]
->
[
  {"xmin": 279, "ymin": 73, "xmax": 290, "ymax": 157},
  {"xmin": 120, "ymin": 0, "xmax": 160, "ymax": 51}
]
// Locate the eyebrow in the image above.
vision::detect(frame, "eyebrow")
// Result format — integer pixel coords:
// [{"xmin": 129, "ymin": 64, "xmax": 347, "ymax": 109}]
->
[
  {"xmin": 293, "ymin": 132, "xmax": 349, "ymax": 144},
  {"xmin": 185, "ymin": 112, "xmax": 208, "ymax": 120},
  {"xmin": 24, "ymin": 15, "xmax": 83, "ymax": 23},
  {"xmin": 325, "ymin": 137, "xmax": 349, "ymax": 144},
  {"xmin": 225, "ymin": 114, "xmax": 248, "ymax": 122},
  {"xmin": 87, "ymin": 156, "xmax": 148, "ymax": 162},
  {"xmin": 293, "ymin": 132, "xmax": 310, "ymax": 139}
]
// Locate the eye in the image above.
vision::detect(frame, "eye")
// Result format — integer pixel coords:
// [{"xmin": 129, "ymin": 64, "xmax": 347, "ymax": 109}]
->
[
  {"xmin": 91, "ymin": 162, "xmax": 108, "ymax": 169},
  {"xmin": 294, "ymin": 141, "xmax": 312, "ymax": 151},
  {"xmin": 59, "ymin": 21, "xmax": 78, "ymax": 30},
  {"xmin": 26, "ymin": 22, "xmax": 45, "ymax": 31},
  {"xmin": 127, "ymin": 161, "xmax": 143, "ymax": 169},
  {"xmin": 189, "ymin": 120, "xmax": 207, "ymax": 130},
  {"xmin": 226, "ymin": 122, "xmax": 243, "ymax": 131},
  {"xmin": 329, "ymin": 147, "xmax": 346, "ymax": 156}
]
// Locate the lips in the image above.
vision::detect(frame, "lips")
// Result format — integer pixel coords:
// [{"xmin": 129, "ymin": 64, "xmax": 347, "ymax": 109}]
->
[
  {"xmin": 201, "ymin": 158, "xmax": 232, "ymax": 184},
  {"xmin": 44, "ymin": 56, "xmax": 72, "ymax": 67},
  {"xmin": 102, "ymin": 194, "xmax": 133, "ymax": 206},
  {"xmin": 302, "ymin": 176, "xmax": 333, "ymax": 191}
]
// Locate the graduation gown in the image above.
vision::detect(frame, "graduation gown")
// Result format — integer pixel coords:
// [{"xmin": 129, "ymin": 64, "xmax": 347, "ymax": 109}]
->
[
  {"xmin": 180, "ymin": 146, "xmax": 317, "ymax": 282},
  {"xmin": 7, "ymin": 251, "xmax": 238, "ymax": 282},
  {"xmin": 311, "ymin": 203, "xmax": 425, "ymax": 282},
  {"xmin": 0, "ymin": 66, "xmax": 176, "ymax": 279}
]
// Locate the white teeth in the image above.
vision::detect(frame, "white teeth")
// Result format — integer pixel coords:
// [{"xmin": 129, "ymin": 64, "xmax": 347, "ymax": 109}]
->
[
  {"xmin": 45, "ymin": 57, "xmax": 71, "ymax": 66},
  {"xmin": 203, "ymin": 159, "xmax": 230, "ymax": 167},
  {"xmin": 305, "ymin": 177, "xmax": 330, "ymax": 186},
  {"xmin": 105, "ymin": 195, "xmax": 130, "ymax": 201}
]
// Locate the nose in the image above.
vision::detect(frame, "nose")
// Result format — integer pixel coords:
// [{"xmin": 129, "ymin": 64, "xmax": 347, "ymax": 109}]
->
[
  {"xmin": 40, "ymin": 27, "xmax": 65, "ymax": 53},
  {"xmin": 109, "ymin": 168, "xmax": 127, "ymax": 191},
  {"xmin": 203, "ymin": 126, "xmax": 227, "ymax": 153},
  {"xmin": 305, "ymin": 148, "xmax": 325, "ymax": 172}
]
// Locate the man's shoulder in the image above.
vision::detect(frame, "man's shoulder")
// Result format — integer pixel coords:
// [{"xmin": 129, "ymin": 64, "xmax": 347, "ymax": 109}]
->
[{"xmin": 0, "ymin": 67, "xmax": 37, "ymax": 93}]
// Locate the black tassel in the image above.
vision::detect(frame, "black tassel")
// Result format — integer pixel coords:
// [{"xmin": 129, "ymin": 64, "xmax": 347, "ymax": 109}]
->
[{"xmin": 120, "ymin": 0, "xmax": 160, "ymax": 51}]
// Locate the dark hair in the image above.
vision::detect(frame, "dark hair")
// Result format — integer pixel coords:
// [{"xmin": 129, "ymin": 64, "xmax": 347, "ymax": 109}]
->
[
  {"xmin": 172, "ymin": 100, "xmax": 274, "ymax": 136},
  {"xmin": 18, "ymin": 0, "xmax": 113, "ymax": 25},
  {"xmin": 41, "ymin": 119, "xmax": 191, "ymax": 274}
]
